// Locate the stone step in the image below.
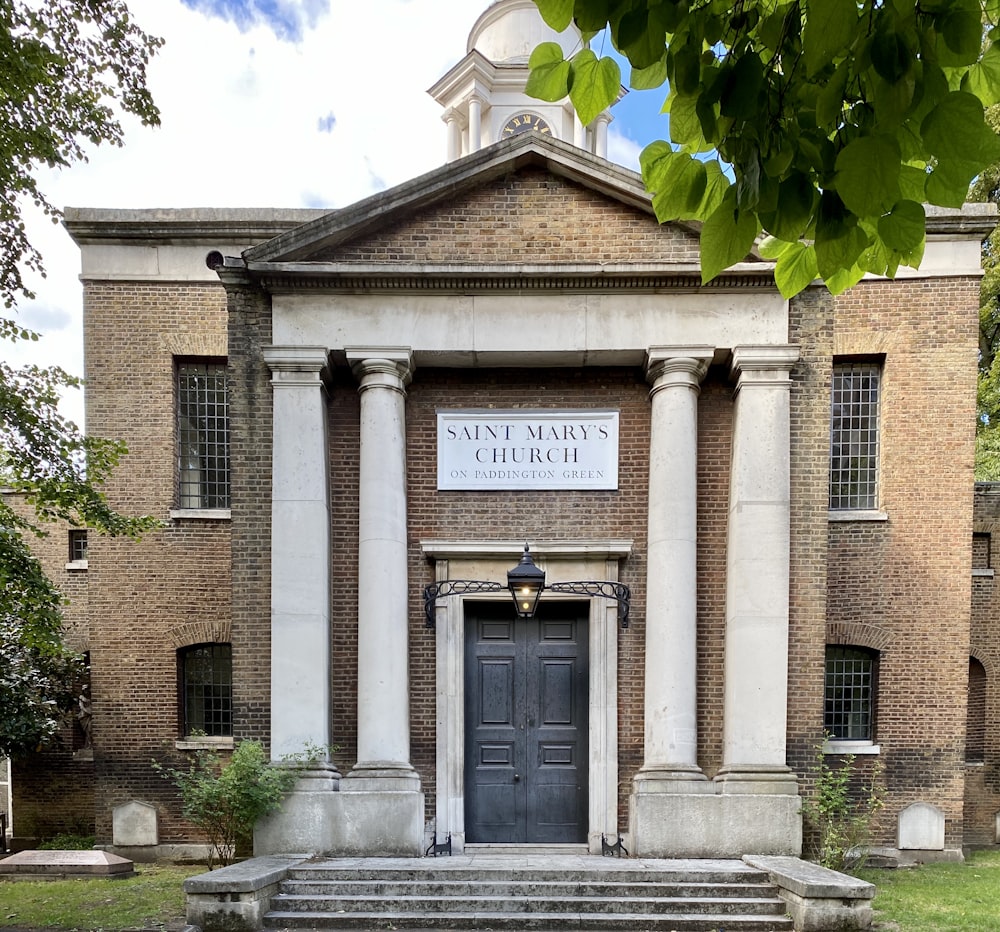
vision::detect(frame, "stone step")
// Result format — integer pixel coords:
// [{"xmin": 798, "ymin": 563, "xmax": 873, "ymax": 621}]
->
[
  {"xmin": 264, "ymin": 909, "xmax": 794, "ymax": 931},
  {"xmin": 279, "ymin": 879, "xmax": 781, "ymax": 898},
  {"xmin": 270, "ymin": 892, "xmax": 789, "ymax": 916},
  {"xmin": 283, "ymin": 865, "xmax": 772, "ymax": 885}
]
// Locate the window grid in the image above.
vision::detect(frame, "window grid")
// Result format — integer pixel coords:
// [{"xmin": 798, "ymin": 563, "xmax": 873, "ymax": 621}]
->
[
  {"xmin": 68, "ymin": 529, "xmax": 88, "ymax": 562},
  {"xmin": 181, "ymin": 643, "xmax": 233, "ymax": 737},
  {"xmin": 824, "ymin": 646, "xmax": 874, "ymax": 741},
  {"xmin": 829, "ymin": 363, "xmax": 881, "ymax": 510},
  {"xmin": 177, "ymin": 363, "xmax": 230, "ymax": 508}
]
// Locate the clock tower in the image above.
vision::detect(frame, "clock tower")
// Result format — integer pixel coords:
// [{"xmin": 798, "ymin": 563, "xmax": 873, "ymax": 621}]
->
[{"xmin": 428, "ymin": 0, "xmax": 623, "ymax": 160}]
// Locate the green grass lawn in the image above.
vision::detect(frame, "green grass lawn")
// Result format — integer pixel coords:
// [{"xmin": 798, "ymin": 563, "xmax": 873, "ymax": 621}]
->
[
  {"xmin": 0, "ymin": 863, "xmax": 201, "ymax": 931},
  {"xmin": 858, "ymin": 849, "xmax": 1000, "ymax": 931},
  {"xmin": 2, "ymin": 853, "xmax": 1000, "ymax": 931}
]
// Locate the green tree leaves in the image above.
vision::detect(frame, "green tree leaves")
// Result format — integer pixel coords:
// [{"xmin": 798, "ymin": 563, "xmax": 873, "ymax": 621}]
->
[
  {"xmin": 527, "ymin": 0, "xmax": 1000, "ymax": 296},
  {"xmin": 1, "ymin": 0, "xmax": 161, "ymax": 309},
  {"xmin": 0, "ymin": 1, "xmax": 161, "ymax": 756},
  {"xmin": 527, "ymin": 44, "xmax": 621, "ymax": 125}
]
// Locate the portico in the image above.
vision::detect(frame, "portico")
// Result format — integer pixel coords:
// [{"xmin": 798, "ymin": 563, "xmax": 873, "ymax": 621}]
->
[{"xmin": 240, "ymin": 136, "xmax": 802, "ymax": 858}]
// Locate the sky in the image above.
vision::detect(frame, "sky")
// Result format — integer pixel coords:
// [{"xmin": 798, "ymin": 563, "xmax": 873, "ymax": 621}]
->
[{"xmin": 5, "ymin": 0, "xmax": 668, "ymax": 429}]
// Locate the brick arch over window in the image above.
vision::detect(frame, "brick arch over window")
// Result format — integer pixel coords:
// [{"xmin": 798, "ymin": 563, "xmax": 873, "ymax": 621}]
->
[
  {"xmin": 65, "ymin": 634, "xmax": 91, "ymax": 654},
  {"xmin": 826, "ymin": 621, "xmax": 892, "ymax": 652},
  {"xmin": 167, "ymin": 620, "xmax": 232, "ymax": 650}
]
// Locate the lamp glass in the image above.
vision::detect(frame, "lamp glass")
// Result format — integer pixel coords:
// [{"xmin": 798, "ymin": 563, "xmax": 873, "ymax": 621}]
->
[{"xmin": 507, "ymin": 545, "xmax": 545, "ymax": 619}]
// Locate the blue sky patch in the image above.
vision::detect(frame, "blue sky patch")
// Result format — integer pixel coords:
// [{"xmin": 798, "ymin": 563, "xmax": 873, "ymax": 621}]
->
[
  {"xmin": 180, "ymin": 0, "xmax": 329, "ymax": 42},
  {"xmin": 317, "ymin": 112, "xmax": 337, "ymax": 133}
]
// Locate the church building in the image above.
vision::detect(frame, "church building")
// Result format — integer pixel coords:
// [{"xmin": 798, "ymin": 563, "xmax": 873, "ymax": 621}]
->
[{"xmin": 10, "ymin": 0, "xmax": 1000, "ymax": 864}]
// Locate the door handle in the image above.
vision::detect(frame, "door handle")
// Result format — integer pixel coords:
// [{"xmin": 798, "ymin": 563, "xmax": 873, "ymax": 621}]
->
[{"xmin": 513, "ymin": 773, "xmax": 520, "ymax": 782}]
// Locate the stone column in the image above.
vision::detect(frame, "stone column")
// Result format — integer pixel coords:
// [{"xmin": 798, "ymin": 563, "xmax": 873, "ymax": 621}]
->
[
  {"xmin": 717, "ymin": 345, "xmax": 800, "ymax": 793},
  {"xmin": 574, "ymin": 112, "xmax": 587, "ymax": 149},
  {"xmin": 634, "ymin": 348, "xmax": 713, "ymax": 793},
  {"xmin": 332, "ymin": 349, "xmax": 423, "ymax": 855},
  {"xmin": 468, "ymin": 96, "xmax": 483, "ymax": 153},
  {"xmin": 343, "ymin": 349, "xmax": 418, "ymax": 786},
  {"xmin": 594, "ymin": 114, "xmax": 610, "ymax": 158},
  {"xmin": 255, "ymin": 346, "xmax": 339, "ymax": 856},
  {"xmin": 444, "ymin": 108, "xmax": 462, "ymax": 162}
]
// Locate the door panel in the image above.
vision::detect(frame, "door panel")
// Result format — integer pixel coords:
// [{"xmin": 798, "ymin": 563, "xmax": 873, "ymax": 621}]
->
[{"xmin": 465, "ymin": 602, "xmax": 588, "ymax": 844}]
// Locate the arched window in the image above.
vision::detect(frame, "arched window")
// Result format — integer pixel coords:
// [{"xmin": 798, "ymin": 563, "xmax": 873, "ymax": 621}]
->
[
  {"xmin": 179, "ymin": 643, "xmax": 232, "ymax": 737},
  {"xmin": 967, "ymin": 657, "xmax": 987, "ymax": 764},
  {"xmin": 824, "ymin": 645, "xmax": 878, "ymax": 742}
]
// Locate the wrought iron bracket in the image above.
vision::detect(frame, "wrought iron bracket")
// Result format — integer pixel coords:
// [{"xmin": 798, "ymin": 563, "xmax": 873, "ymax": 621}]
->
[
  {"xmin": 423, "ymin": 580, "xmax": 505, "ymax": 627},
  {"xmin": 547, "ymin": 581, "xmax": 631, "ymax": 628},
  {"xmin": 423, "ymin": 579, "xmax": 631, "ymax": 628}
]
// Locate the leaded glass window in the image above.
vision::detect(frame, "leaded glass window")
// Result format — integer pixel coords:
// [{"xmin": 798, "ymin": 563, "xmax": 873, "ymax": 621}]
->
[
  {"xmin": 177, "ymin": 362, "xmax": 230, "ymax": 508},
  {"xmin": 830, "ymin": 362, "xmax": 881, "ymax": 510},
  {"xmin": 824, "ymin": 646, "xmax": 876, "ymax": 741},
  {"xmin": 180, "ymin": 643, "xmax": 232, "ymax": 737}
]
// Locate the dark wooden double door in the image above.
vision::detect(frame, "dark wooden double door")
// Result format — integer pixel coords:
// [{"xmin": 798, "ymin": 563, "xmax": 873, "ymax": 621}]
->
[{"xmin": 464, "ymin": 602, "xmax": 589, "ymax": 844}]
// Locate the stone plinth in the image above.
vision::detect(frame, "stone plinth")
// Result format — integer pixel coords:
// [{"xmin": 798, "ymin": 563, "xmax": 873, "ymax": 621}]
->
[{"xmin": 0, "ymin": 849, "xmax": 134, "ymax": 879}]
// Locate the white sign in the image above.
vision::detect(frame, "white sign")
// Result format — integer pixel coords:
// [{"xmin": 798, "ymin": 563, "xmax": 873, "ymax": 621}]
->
[{"xmin": 437, "ymin": 409, "xmax": 619, "ymax": 490}]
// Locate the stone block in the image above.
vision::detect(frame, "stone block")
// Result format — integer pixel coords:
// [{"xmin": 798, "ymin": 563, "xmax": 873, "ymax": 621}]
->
[
  {"xmin": 0, "ymin": 849, "xmax": 134, "ymax": 878},
  {"xmin": 112, "ymin": 799, "xmax": 158, "ymax": 847},
  {"xmin": 185, "ymin": 856, "xmax": 298, "ymax": 932},
  {"xmin": 744, "ymin": 855, "xmax": 875, "ymax": 931},
  {"xmin": 898, "ymin": 801, "xmax": 945, "ymax": 850},
  {"xmin": 630, "ymin": 789, "xmax": 802, "ymax": 857}
]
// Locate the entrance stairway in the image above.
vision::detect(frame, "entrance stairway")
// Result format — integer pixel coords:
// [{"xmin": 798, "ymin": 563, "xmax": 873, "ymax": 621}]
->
[{"xmin": 262, "ymin": 853, "xmax": 795, "ymax": 931}]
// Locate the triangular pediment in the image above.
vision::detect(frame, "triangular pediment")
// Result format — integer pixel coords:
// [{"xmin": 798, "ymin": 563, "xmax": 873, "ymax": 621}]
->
[{"xmin": 243, "ymin": 135, "xmax": 706, "ymax": 272}]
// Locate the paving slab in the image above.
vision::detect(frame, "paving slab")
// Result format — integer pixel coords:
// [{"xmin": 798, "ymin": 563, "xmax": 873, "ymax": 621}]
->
[{"xmin": 0, "ymin": 849, "xmax": 135, "ymax": 879}]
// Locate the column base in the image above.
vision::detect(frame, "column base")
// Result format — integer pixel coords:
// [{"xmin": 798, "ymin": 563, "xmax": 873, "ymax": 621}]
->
[
  {"xmin": 254, "ymin": 765, "xmax": 341, "ymax": 856},
  {"xmin": 254, "ymin": 762, "xmax": 425, "ymax": 857},
  {"xmin": 633, "ymin": 764, "xmax": 715, "ymax": 795},
  {"xmin": 714, "ymin": 764, "xmax": 801, "ymax": 795},
  {"xmin": 630, "ymin": 782, "xmax": 802, "ymax": 857},
  {"xmin": 342, "ymin": 759, "xmax": 422, "ymax": 792}
]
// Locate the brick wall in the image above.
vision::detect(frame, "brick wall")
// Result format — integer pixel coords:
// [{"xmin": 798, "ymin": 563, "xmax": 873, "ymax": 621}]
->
[
  {"xmin": 823, "ymin": 277, "xmax": 980, "ymax": 850},
  {"xmin": 968, "ymin": 484, "xmax": 1000, "ymax": 845},
  {"xmin": 80, "ymin": 281, "xmax": 232, "ymax": 844}
]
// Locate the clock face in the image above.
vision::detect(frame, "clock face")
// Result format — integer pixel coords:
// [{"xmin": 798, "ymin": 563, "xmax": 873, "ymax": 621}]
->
[{"xmin": 501, "ymin": 113, "xmax": 552, "ymax": 139}]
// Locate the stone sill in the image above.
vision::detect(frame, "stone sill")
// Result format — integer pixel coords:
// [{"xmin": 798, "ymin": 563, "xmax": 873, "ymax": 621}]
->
[
  {"xmin": 65, "ymin": 560, "xmax": 89, "ymax": 571},
  {"xmin": 973, "ymin": 568, "xmax": 995, "ymax": 577},
  {"xmin": 828, "ymin": 510, "xmax": 888, "ymax": 522},
  {"xmin": 176, "ymin": 736, "xmax": 235, "ymax": 751},
  {"xmin": 824, "ymin": 740, "xmax": 881, "ymax": 755},
  {"xmin": 169, "ymin": 508, "xmax": 231, "ymax": 521}
]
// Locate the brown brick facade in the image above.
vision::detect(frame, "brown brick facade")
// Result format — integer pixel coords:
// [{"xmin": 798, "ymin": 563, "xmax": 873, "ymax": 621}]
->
[
  {"xmin": 16, "ymin": 158, "xmax": 987, "ymax": 858},
  {"xmin": 968, "ymin": 485, "xmax": 1000, "ymax": 845}
]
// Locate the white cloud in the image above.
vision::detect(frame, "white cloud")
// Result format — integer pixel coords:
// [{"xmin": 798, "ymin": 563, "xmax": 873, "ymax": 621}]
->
[{"xmin": 3, "ymin": 0, "xmax": 655, "ymax": 431}]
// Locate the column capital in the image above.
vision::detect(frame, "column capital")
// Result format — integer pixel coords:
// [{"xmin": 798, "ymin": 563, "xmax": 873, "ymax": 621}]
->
[
  {"xmin": 262, "ymin": 345, "xmax": 330, "ymax": 388},
  {"xmin": 730, "ymin": 345, "xmax": 799, "ymax": 379},
  {"xmin": 645, "ymin": 346, "xmax": 714, "ymax": 395},
  {"xmin": 346, "ymin": 347, "xmax": 414, "ymax": 392}
]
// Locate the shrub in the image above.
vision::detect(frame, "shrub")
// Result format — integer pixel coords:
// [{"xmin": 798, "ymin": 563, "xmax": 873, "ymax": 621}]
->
[
  {"xmin": 802, "ymin": 739, "xmax": 886, "ymax": 872},
  {"xmin": 154, "ymin": 740, "xmax": 296, "ymax": 869},
  {"xmin": 38, "ymin": 832, "xmax": 95, "ymax": 850}
]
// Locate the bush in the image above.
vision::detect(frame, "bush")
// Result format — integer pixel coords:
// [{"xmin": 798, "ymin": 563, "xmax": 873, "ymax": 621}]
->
[
  {"xmin": 154, "ymin": 740, "xmax": 296, "ymax": 869},
  {"xmin": 802, "ymin": 739, "xmax": 886, "ymax": 872},
  {"xmin": 38, "ymin": 832, "xmax": 95, "ymax": 850}
]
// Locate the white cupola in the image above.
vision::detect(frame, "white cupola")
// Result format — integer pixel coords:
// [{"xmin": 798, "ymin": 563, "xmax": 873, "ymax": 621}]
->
[{"xmin": 427, "ymin": 0, "xmax": 622, "ymax": 160}]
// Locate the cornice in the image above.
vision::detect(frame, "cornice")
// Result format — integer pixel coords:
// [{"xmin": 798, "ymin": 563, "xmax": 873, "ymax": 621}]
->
[{"xmin": 252, "ymin": 266, "xmax": 777, "ymax": 293}]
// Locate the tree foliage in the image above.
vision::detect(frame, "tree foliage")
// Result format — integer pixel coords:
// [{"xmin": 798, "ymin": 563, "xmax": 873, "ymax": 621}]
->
[
  {"xmin": 1, "ymin": 0, "xmax": 162, "ymax": 311},
  {"xmin": 528, "ymin": 0, "xmax": 1000, "ymax": 296},
  {"xmin": 0, "ymin": 0, "xmax": 162, "ymax": 756},
  {"xmin": 971, "ymin": 106, "xmax": 1000, "ymax": 478}
]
